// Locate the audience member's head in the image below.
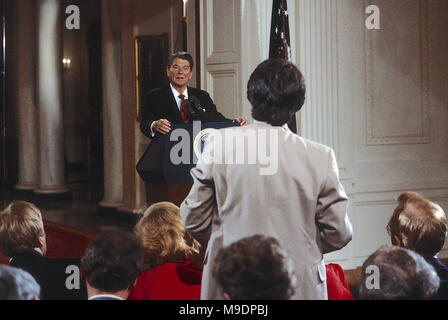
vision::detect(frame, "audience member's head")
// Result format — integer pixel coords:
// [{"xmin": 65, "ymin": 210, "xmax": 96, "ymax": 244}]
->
[
  {"xmin": 247, "ymin": 58, "xmax": 306, "ymax": 126},
  {"xmin": 135, "ymin": 202, "xmax": 200, "ymax": 265},
  {"xmin": 0, "ymin": 201, "xmax": 47, "ymax": 257},
  {"xmin": 386, "ymin": 191, "xmax": 447, "ymax": 258},
  {"xmin": 358, "ymin": 245, "xmax": 439, "ymax": 300},
  {"xmin": 0, "ymin": 264, "xmax": 40, "ymax": 300},
  {"xmin": 213, "ymin": 235, "xmax": 296, "ymax": 300},
  {"xmin": 81, "ymin": 230, "xmax": 144, "ymax": 299}
]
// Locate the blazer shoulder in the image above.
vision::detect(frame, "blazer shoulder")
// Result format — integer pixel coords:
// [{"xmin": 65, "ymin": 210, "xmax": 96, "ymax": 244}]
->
[
  {"xmin": 10, "ymin": 250, "xmax": 44, "ymax": 266},
  {"xmin": 294, "ymin": 135, "xmax": 333, "ymax": 154},
  {"xmin": 290, "ymin": 135, "xmax": 337, "ymax": 174},
  {"xmin": 145, "ymin": 85, "xmax": 170, "ymax": 98}
]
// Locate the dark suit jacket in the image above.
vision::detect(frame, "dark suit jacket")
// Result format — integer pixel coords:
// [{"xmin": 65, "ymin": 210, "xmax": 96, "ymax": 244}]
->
[
  {"xmin": 426, "ymin": 256, "xmax": 448, "ymax": 300},
  {"xmin": 140, "ymin": 84, "xmax": 231, "ymax": 137},
  {"xmin": 10, "ymin": 250, "xmax": 87, "ymax": 300}
]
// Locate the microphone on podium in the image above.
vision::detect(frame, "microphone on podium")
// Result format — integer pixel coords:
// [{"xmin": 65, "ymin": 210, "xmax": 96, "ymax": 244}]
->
[{"xmin": 185, "ymin": 96, "xmax": 208, "ymax": 122}]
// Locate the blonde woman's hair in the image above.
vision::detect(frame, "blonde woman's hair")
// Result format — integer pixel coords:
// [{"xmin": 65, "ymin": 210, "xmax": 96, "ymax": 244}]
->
[
  {"xmin": 0, "ymin": 201, "xmax": 45, "ymax": 257},
  {"xmin": 134, "ymin": 202, "xmax": 200, "ymax": 261},
  {"xmin": 387, "ymin": 192, "xmax": 447, "ymax": 258}
]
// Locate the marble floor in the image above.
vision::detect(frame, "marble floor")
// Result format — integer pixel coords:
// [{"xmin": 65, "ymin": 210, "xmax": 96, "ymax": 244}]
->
[{"xmin": 0, "ymin": 173, "xmax": 135, "ymax": 235}]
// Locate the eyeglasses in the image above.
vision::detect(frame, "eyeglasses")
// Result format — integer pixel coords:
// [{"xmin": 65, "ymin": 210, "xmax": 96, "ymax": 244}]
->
[{"xmin": 170, "ymin": 64, "xmax": 191, "ymax": 72}]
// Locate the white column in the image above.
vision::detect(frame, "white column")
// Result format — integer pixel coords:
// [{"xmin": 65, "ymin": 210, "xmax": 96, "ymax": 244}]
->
[
  {"xmin": 296, "ymin": 0, "xmax": 340, "ymax": 156},
  {"xmin": 15, "ymin": 0, "xmax": 38, "ymax": 191},
  {"xmin": 240, "ymin": 0, "xmax": 271, "ymax": 121},
  {"xmin": 34, "ymin": 0, "xmax": 68, "ymax": 194},
  {"xmin": 99, "ymin": 0, "xmax": 123, "ymax": 208}
]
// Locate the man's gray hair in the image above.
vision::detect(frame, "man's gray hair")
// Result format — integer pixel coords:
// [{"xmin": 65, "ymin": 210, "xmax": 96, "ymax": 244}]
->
[
  {"xmin": 0, "ymin": 265, "xmax": 40, "ymax": 300},
  {"xmin": 358, "ymin": 245, "xmax": 440, "ymax": 300}
]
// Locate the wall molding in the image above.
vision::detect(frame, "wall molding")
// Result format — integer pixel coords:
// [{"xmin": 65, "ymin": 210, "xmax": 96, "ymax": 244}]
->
[
  {"xmin": 365, "ymin": 0, "xmax": 430, "ymax": 146},
  {"xmin": 204, "ymin": 0, "xmax": 239, "ymax": 64},
  {"xmin": 353, "ymin": 180, "xmax": 448, "ymax": 195},
  {"xmin": 205, "ymin": 63, "xmax": 241, "ymax": 119}
]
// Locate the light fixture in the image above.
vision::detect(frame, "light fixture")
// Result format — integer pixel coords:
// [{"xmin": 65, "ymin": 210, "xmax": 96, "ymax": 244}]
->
[
  {"xmin": 182, "ymin": 0, "xmax": 187, "ymax": 21},
  {"xmin": 182, "ymin": 0, "xmax": 187, "ymax": 50},
  {"xmin": 63, "ymin": 58, "xmax": 71, "ymax": 70}
]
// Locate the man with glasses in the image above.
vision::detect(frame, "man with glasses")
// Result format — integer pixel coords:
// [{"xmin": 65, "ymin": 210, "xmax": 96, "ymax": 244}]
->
[{"xmin": 140, "ymin": 51, "xmax": 248, "ymax": 137}]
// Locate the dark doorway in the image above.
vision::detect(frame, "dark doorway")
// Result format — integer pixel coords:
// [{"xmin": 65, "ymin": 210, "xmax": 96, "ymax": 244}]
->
[
  {"xmin": 0, "ymin": 0, "xmax": 5, "ymax": 184},
  {"xmin": 85, "ymin": 15, "xmax": 103, "ymax": 202},
  {"xmin": 62, "ymin": 0, "xmax": 103, "ymax": 202},
  {"xmin": 0, "ymin": 0, "xmax": 18, "ymax": 188}
]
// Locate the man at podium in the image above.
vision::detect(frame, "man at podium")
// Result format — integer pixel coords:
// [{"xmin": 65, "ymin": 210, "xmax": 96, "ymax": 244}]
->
[{"xmin": 140, "ymin": 51, "xmax": 248, "ymax": 138}]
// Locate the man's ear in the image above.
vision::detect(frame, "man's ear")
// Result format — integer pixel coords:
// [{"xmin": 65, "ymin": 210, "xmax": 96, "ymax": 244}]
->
[
  {"xmin": 37, "ymin": 235, "xmax": 47, "ymax": 255},
  {"xmin": 128, "ymin": 278, "xmax": 138, "ymax": 292},
  {"xmin": 392, "ymin": 234, "xmax": 402, "ymax": 247}
]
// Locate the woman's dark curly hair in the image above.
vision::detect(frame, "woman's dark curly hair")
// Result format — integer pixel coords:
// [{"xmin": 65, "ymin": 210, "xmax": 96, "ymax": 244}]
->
[
  {"xmin": 213, "ymin": 235, "xmax": 296, "ymax": 300},
  {"xmin": 247, "ymin": 58, "xmax": 306, "ymax": 126}
]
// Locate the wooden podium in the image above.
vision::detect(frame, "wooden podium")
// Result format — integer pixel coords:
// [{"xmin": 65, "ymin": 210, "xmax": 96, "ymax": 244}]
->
[{"xmin": 137, "ymin": 122, "xmax": 238, "ymax": 207}]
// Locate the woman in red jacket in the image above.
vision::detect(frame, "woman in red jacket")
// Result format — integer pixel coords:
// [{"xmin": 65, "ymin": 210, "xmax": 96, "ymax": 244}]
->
[{"xmin": 128, "ymin": 202, "xmax": 203, "ymax": 300}]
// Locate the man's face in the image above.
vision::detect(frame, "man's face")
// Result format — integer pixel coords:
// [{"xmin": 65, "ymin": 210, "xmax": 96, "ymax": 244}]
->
[{"xmin": 166, "ymin": 58, "xmax": 193, "ymax": 90}]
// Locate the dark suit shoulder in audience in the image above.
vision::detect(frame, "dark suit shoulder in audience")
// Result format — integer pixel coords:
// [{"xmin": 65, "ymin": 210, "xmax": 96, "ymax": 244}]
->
[
  {"xmin": 10, "ymin": 250, "xmax": 87, "ymax": 300},
  {"xmin": 426, "ymin": 257, "xmax": 448, "ymax": 300}
]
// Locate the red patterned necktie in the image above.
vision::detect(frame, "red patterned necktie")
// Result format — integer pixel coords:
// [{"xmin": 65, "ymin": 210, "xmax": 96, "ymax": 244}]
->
[{"xmin": 179, "ymin": 94, "xmax": 189, "ymax": 123}]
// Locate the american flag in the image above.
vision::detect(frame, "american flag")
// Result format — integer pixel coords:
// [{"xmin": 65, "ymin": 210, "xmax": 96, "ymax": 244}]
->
[
  {"xmin": 269, "ymin": 0, "xmax": 296, "ymax": 133},
  {"xmin": 269, "ymin": 0, "xmax": 291, "ymax": 60}
]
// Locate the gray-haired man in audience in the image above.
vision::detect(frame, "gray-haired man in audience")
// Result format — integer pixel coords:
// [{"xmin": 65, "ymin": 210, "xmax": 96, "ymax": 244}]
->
[
  {"xmin": 0, "ymin": 264, "xmax": 40, "ymax": 300},
  {"xmin": 358, "ymin": 245, "xmax": 439, "ymax": 300}
]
